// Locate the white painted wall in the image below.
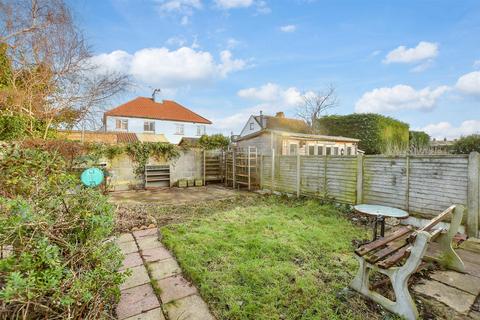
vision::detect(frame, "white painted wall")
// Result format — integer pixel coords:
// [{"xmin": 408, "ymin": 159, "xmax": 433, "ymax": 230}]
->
[
  {"xmin": 105, "ymin": 116, "xmax": 211, "ymax": 144},
  {"xmin": 239, "ymin": 115, "xmax": 262, "ymax": 137}
]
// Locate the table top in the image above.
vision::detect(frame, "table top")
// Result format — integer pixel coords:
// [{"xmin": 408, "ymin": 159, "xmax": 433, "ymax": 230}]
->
[{"xmin": 354, "ymin": 204, "xmax": 409, "ymax": 218}]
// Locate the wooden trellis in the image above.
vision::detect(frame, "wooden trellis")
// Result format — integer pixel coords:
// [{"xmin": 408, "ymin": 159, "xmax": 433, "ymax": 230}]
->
[{"xmin": 225, "ymin": 146, "xmax": 259, "ymax": 190}]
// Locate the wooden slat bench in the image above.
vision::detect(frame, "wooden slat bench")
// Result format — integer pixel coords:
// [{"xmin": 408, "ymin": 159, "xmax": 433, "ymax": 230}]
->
[{"xmin": 350, "ymin": 205, "xmax": 465, "ymax": 320}]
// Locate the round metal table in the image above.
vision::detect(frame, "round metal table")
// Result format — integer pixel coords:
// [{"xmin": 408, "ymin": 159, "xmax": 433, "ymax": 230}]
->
[{"xmin": 354, "ymin": 204, "xmax": 409, "ymax": 240}]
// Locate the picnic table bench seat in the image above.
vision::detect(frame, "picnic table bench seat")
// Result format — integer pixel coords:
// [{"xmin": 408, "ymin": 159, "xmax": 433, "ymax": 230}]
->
[{"xmin": 350, "ymin": 205, "xmax": 465, "ymax": 320}]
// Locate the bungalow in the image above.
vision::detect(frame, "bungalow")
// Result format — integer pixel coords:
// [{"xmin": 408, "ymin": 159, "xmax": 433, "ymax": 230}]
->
[
  {"xmin": 103, "ymin": 97, "xmax": 212, "ymax": 144},
  {"xmin": 233, "ymin": 112, "xmax": 360, "ymax": 156}
]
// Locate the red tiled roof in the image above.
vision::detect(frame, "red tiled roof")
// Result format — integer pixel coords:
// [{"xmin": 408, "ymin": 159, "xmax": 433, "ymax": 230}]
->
[
  {"xmin": 105, "ymin": 97, "xmax": 212, "ymax": 124},
  {"xmin": 116, "ymin": 132, "xmax": 139, "ymax": 144}
]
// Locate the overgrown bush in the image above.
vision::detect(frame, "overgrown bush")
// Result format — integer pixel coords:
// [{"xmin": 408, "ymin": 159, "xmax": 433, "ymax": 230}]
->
[
  {"xmin": 317, "ymin": 114, "xmax": 409, "ymax": 154},
  {"xmin": 125, "ymin": 142, "xmax": 180, "ymax": 178},
  {"xmin": 198, "ymin": 134, "xmax": 230, "ymax": 150},
  {"xmin": 452, "ymin": 134, "xmax": 480, "ymax": 154},
  {"xmin": 0, "ymin": 146, "xmax": 125, "ymax": 319},
  {"xmin": 0, "ymin": 112, "xmax": 55, "ymax": 141}
]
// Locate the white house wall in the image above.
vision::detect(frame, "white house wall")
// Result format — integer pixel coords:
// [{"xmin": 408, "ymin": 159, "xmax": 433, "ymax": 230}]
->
[
  {"xmin": 239, "ymin": 115, "xmax": 262, "ymax": 137},
  {"xmin": 105, "ymin": 116, "xmax": 211, "ymax": 144}
]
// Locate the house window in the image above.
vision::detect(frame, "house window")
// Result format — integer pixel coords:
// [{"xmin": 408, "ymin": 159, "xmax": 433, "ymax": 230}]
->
[
  {"xmin": 347, "ymin": 147, "xmax": 352, "ymax": 155},
  {"xmin": 318, "ymin": 146, "xmax": 324, "ymax": 156},
  {"xmin": 326, "ymin": 147, "xmax": 331, "ymax": 155},
  {"xmin": 340, "ymin": 148, "xmax": 345, "ymax": 156},
  {"xmin": 289, "ymin": 144, "xmax": 298, "ymax": 155},
  {"xmin": 308, "ymin": 145, "xmax": 315, "ymax": 155},
  {"xmin": 333, "ymin": 147, "xmax": 339, "ymax": 155},
  {"xmin": 115, "ymin": 119, "xmax": 128, "ymax": 130},
  {"xmin": 197, "ymin": 125, "xmax": 206, "ymax": 136},
  {"xmin": 249, "ymin": 122, "xmax": 254, "ymax": 130},
  {"xmin": 144, "ymin": 121, "xmax": 155, "ymax": 132},
  {"xmin": 175, "ymin": 124, "xmax": 184, "ymax": 135}
]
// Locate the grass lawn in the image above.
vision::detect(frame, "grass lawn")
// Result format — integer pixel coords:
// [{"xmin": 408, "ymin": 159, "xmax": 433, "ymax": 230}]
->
[{"xmin": 161, "ymin": 196, "xmax": 380, "ymax": 320}]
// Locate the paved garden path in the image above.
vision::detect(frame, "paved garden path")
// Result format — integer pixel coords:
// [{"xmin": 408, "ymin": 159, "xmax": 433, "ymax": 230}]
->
[{"xmin": 115, "ymin": 228, "xmax": 215, "ymax": 320}]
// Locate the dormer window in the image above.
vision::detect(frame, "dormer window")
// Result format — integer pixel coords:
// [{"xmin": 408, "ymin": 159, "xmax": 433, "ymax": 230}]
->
[{"xmin": 250, "ymin": 122, "xmax": 254, "ymax": 130}]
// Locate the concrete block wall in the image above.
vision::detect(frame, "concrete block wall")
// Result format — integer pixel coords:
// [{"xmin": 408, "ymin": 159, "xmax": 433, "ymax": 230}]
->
[{"xmin": 105, "ymin": 149, "xmax": 203, "ymax": 191}]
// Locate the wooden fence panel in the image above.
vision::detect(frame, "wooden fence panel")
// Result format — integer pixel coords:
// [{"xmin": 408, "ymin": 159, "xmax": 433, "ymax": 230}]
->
[
  {"xmin": 300, "ymin": 156, "xmax": 325, "ymax": 196},
  {"xmin": 262, "ymin": 156, "xmax": 272, "ymax": 188},
  {"xmin": 275, "ymin": 156, "xmax": 297, "ymax": 193},
  {"xmin": 326, "ymin": 156, "xmax": 357, "ymax": 203},
  {"xmin": 363, "ymin": 156, "xmax": 408, "ymax": 209},
  {"xmin": 408, "ymin": 156, "xmax": 469, "ymax": 218}
]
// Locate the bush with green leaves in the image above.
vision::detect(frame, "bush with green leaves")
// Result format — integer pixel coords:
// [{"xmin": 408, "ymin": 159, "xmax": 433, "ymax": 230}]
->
[
  {"xmin": 125, "ymin": 141, "xmax": 180, "ymax": 178},
  {"xmin": 0, "ymin": 146, "xmax": 126, "ymax": 319},
  {"xmin": 0, "ymin": 112, "xmax": 55, "ymax": 141},
  {"xmin": 198, "ymin": 134, "xmax": 230, "ymax": 150},
  {"xmin": 317, "ymin": 113, "xmax": 409, "ymax": 154},
  {"xmin": 452, "ymin": 134, "xmax": 480, "ymax": 154}
]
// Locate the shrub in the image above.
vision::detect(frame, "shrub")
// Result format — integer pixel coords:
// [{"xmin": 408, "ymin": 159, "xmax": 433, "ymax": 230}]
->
[
  {"xmin": 198, "ymin": 134, "xmax": 230, "ymax": 150},
  {"xmin": 317, "ymin": 113, "xmax": 409, "ymax": 154},
  {"xmin": 452, "ymin": 134, "xmax": 480, "ymax": 154},
  {"xmin": 0, "ymin": 113, "xmax": 55, "ymax": 141},
  {"xmin": 125, "ymin": 142, "xmax": 180, "ymax": 178},
  {"xmin": 0, "ymin": 146, "xmax": 125, "ymax": 319}
]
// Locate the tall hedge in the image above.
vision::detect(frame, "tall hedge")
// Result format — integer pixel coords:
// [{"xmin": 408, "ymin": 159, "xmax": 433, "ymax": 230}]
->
[
  {"xmin": 452, "ymin": 134, "xmax": 480, "ymax": 154},
  {"xmin": 317, "ymin": 114, "xmax": 409, "ymax": 154},
  {"xmin": 409, "ymin": 131, "xmax": 430, "ymax": 150}
]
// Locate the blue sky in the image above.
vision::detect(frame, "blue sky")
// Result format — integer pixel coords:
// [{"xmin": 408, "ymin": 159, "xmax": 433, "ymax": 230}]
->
[{"xmin": 69, "ymin": 0, "xmax": 480, "ymax": 138}]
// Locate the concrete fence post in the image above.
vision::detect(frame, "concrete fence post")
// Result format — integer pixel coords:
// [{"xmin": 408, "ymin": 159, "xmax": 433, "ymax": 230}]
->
[
  {"xmin": 296, "ymin": 153, "xmax": 301, "ymax": 197},
  {"xmin": 467, "ymin": 152, "xmax": 479, "ymax": 237},
  {"xmin": 271, "ymin": 148, "xmax": 275, "ymax": 193},
  {"xmin": 356, "ymin": 154, "xmax": 364, "ymax": 204}
]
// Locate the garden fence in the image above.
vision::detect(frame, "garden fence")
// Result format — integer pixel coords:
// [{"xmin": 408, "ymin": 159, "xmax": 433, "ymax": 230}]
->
[{"xmin": 260, "ymin": 151, "xmax": 480, "ymax": 238}]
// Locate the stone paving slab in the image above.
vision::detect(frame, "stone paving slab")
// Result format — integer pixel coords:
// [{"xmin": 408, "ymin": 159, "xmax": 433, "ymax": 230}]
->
[
  {"xmin": 164, "ymin": 294, "xmax": 215, "ymax": 320},
  {"xmin": 121, "ymin": 265, "xmax": 150, "ymax": 290},
  {"xmin": 117, "ymin": 233, "xmax": 135, "ymax": 243},
  {"xmin": 414, "ymin": 279, "xmax": 476, "ymax": 314},
  {"xmin": 133, "ymin": 228, "xmax": 158, "ymax": 240},
  {"xmin": 116, "ymin": 283, "xmax": 161, "ymax": 320},
  {"xmin": 142, "ymin": 247, "xmax": 173, "ymax": 263},
  {"xmin": 120, "ymin": 252, "xmax": 143, "ymax": 271},
  {"xmin": 118, "ymin": 241, "xmax": 139, "ymax": 255},
  {"xmin": 156, "ymin": 275, "xmax": 198, "ymax": 304},
  {"xmin": 123, "ymin": 307, "xmax": 165, "ymax": 320},
  {"xmin": 138, "ymin": 236, "xmax": 163, "ymax": 251},
  {"xmin": 430, "ymin": 270, "xmax": 480, "ymax": 295},
  {"xmin": 148, "ymin": 258, "xmax": 181, "ymax": 280}
]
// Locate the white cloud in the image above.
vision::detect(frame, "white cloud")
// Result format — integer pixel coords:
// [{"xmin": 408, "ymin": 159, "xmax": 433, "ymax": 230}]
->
[
  {"xmin": 165, "ymin": 36, "xmax": 187, "ymax": 47},
  {"xmin": 355, "ymin": 84, "xmax": 450, "ymax": 113},
  {"xmin": 156, "ymin": 0, "xmax": 202, "ymax": 15},
  {"xmin": 384, "ymin": 41, "xmax": 438, "ymax": 64},
  {"xmin": 226, "ymin": 38, "xmax": 241, "ymax": 49},
  {"xmin": 419, "ymin": 120, "xmax": 480, "ymax": 140},
  {"xmin": 280, "ymin": 24, "xmax": 296, "ymax": 33},
  {"xmin": 89, "ymin": 47, "xmax": 247, "ymax": 88},
  {"xmin": 180, "ymin": 15, "xmax": 189, "ymax": 25},
  {"xmin": 456, "ymin": 71, "xmax": 480, "ymax": 95},
  {"xmin": 410, "ymin": 60, "xmax": 434, "ymax": 73},
  {"xmin": 238, "ymin": 83, "xmax": 304, "ymax": 107},
  {"xmin": 214, "ymin": 0, "xmax": 253, "ymax": 9}
]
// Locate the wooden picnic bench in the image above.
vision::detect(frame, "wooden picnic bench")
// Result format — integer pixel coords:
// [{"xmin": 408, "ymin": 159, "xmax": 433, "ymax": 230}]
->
[{"xmin": 350, "ymin": 205, "xmax": 465, "ymax": 320}]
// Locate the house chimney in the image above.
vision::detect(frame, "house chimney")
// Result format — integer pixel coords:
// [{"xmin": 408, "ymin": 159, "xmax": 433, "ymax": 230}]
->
[
  {"xmin": 275, "ymin": 111, "xmax": 285, "ymax": 118},
  {"xmin": 259, "ymin": 110, "xmax": 264, "ymax": 128},
  {"xmin": 152, "ymin": 88, "xmax": 161, "ymax": 102}
]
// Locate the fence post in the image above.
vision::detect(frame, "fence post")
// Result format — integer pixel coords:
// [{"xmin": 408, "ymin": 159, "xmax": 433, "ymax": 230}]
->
[
  {"xmin": 232, "ymin": 148, "xmax": 236, "ymax": 189},
  {"xmin": 356, "ymin": 154, "xmax": 364, "ymax": 204},
  {"xmin": 405, "ymin": 155, "xmax": 410, "ymax": 211},
  {"xmin": 259, "ymin": 155, "xmax": 263, "ymax": 189},
  {"xmin": 296, "ymin": 153, "xmax": 301, "ymax": 197},
  {"xmin": 467, "ymin": 152, "xmax": 479, "ymax": 237},
  {"xmin": 271, "ymin": 148, "xmax": 275, "ymax": 193}
]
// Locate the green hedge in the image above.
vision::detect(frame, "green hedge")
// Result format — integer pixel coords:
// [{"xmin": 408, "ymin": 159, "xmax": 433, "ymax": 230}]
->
[
  {"xmin": 409, "ymin": 131, "xmax": 430, "ymax": 150},
  {"xmin": 452, "ymin": 134, "xmax": 480, "ymax": 154},
  {"xmin": 317, "ymin": 114, "xmax": 409, "ymax": 154}
]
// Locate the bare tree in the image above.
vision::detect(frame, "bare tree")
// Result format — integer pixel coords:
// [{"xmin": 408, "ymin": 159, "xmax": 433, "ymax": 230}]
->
[
  {"xmin": 296, "ymin": 85, "xmax": 337, "ymax": 134},
  {"xmin": 0, "ymin": 0, "xmax": 129, "ymax": 137}
]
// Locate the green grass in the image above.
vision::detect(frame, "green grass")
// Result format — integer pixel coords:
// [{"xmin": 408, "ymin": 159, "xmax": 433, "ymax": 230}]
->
[{"xmin": 161, "ymin": 196, "xmax": 378, "ymax": 320}]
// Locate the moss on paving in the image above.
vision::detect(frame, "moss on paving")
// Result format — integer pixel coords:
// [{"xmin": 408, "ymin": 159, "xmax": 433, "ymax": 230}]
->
[{"xmin": 161, "ymin": 196, "xmax": 382, "ymax": 320}]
